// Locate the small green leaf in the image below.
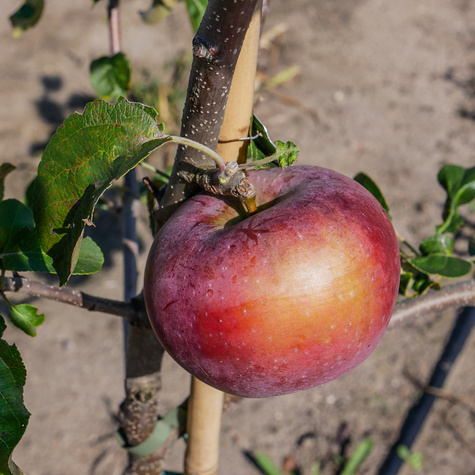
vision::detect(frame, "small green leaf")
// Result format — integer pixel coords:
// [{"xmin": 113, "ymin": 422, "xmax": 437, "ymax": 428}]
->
[
  {"xmin": 274, "ymin": 140, "xmax": 299, "ymax": 167},
  {"xmin": 397, "ymin": 445, "xmax": 423, "ymax": 470},
  {"xmin": 399, "ymin": 270, "xmax": 413, "ymax": 297},
  {"xmin": 340, "ymin": 438, "xmax": 373, "ymax": 475},
  {"xmin": 0, "ymin": 315, "xmax": 30, "ymax": 474},
  {"xmin": 437, "ymin": 164, "xmax": 475, "ymax": 234},
  {"xmin": 0, "ymin": 200, "xmax": 34, "ymax": 253},
  {"xmin": 9, "ymin": 0, "xmax": 44, "ymax": 37},
  {"xmin": 399, "ymin": 263, "xmax": 440, "ymax": 298},
  {"xmin": 0, "ymin": 199, "xmax": 103, "ymax": 276},
  {"xmin": 409, "ymin": 254, "xmax": 472, "ymax": 279},
  {"xmin": 0, "ymin": 164, "xmax": 16, "ymax": 201},
  {"xmin": 140, "ymin": 0, "xmax": 179, "ymax": 24},
  {"xmin": 354, "ymin": 172, "xmax": 390, "ymax": 215},
  {"xmin": 3, "ymin": 235, "xmax": 103, "ymax": 276},
  {"xmin": 33, "ymin": 97, "xmax": 168, "ymax": 285},
  {"xmin": 69, "ymin": 237, "xmax": 104, "ymax": 275},
  {"xmin": 419, "ymin": 234, "xmax": 454, "ymax": 255},
  {"xmin": 247, "ymin": 117, "xmax": 299, "ymax": 168},
  {"xmin": 183, "ymin": 0, "xmax": 208, "ymax": 32},
  {"xmin": 412, "ymin": 274, "xmax": 440, "ymax": 295},
  {"xmin": 248, "ymin": 115, "xmax": 277, "ymax": 163},
  {"xmin": 438, "ymin": 165, "xmax": 465, "ymax": 197},
  {"xmin": 252, "ymin": 452, "xmax": 284, "ymax": 475},
  {"xmin": 90, "ymin": 53, "xmax": 131, "ymax": 100},
  {"xmin": 6, "ymin": 302, "xmax": 45, "ymax": 337},
  {"xmin": 438, "ymin": 165, "xmax": 475, "ymax": 203}
]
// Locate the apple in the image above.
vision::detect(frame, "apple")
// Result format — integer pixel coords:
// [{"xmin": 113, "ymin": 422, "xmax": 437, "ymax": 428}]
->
[{"xmin": 144, "ymin": 165, "xmax": 400, "ymax": 398}]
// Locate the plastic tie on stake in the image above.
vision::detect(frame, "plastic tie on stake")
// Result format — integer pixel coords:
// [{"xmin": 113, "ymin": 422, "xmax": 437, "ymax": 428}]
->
[{"xmin": 116, "ymin": 405, "xmax": 186, "ymax": 457}]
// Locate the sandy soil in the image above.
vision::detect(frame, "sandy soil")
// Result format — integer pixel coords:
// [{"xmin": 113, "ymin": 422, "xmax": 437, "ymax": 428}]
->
[{"xmin": 1, "ymin": 0, "xmax": 475, "ymax": 474}]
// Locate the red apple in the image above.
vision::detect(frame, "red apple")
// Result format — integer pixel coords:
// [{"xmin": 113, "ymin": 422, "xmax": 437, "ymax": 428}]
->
[{"xmin": 144, "ymin": 165, "xmax": 400, "ymax": 398}]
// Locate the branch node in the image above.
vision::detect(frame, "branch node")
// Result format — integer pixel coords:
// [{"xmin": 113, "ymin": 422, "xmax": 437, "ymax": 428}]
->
[
  {"xmin": 195, "ymin": 166, "xmax": 255, "ymax": 203},
  {"xmin": 192, "ymin": 37, "xmax": 219, "ymax": 62}
]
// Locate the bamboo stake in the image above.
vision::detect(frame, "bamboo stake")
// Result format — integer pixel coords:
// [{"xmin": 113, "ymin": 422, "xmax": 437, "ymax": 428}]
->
[
  {"xmin": 184, "ymin": 379, "xmax": 225, "ymax": 475},
  {"xmin": 216, "ymin": 5, "xmax": 262, "ymax": 164},
  {"xmin": 184, "ymin": 5, "xmax": 262, "ymax": 475}
]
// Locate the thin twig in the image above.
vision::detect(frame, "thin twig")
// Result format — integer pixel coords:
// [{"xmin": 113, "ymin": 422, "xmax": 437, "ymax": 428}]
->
[
  {"xmin": 108, "ymin": 0, "xmax": 121, "ymax": 55},
  {"xmin": 425, "ymin": 386, "xmax": 475, "ymax": 414},
  {"xmin": 389, "ymin": 280, "xmax": 475, "ymax": 329},
  {"xmin": 0, "ymin": 275, "xmax": 142, "ymax": 322}
]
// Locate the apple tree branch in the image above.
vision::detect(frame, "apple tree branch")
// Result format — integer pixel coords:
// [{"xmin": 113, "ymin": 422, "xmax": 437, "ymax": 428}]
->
[
  {"xmin": 389, "ymin": 280, "xmax": 475, "ymax": 329},
  {"xmin": 160, "ymin": 0, "xmax": 260, "ymax": 218}
]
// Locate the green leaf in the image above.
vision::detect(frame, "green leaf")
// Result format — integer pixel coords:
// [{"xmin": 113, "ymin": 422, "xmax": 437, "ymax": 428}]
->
[
  {"xmin": 244, "ymin": 137, "xmax": 299, "ymax": 170},
  {"xmin": 252, "ymin": 452, "xmax": 284, "ymax": 475},
  {"xmin": 3, "ymin": 235, "xmax": 103, "ymax": 276},
  {"xmin": 438, "ymin": 165, "xmax": 466, "ymax": 200},
  {"xmin": 409, "ymin": 254, "xmax": 472, "ymax": 279},
  {"xmin": 183, "ymin": 0, "xmax": 208, "ymax": 32},
  {"xmin": 68, "ymin": 237, "xmax": 104, "ymax": 274},
  {"xmin": 419, "ymin": 234, "xmax": 454, "ymax": 255},
  {"xmin": 0, "ymin": 200, "xmax": 35, "ymax": 253},
  {"xmin": 274, "ymin": 140, "xmax": 299, "ymax": 167},
  {"xmin": 6, "ymin": 303, "xmax": 45, "ymax": 337},
  {"xmin": 399, "ymin": 271, "xmax": 413, "ymax": 297},
  {"xmin": 0, "ymin": 164, "xmax": 16, "ymax": 201},
  {"xmin": 139, "ymin": 0, "xmax": 179, "ymax": 24},
  {"xmin": 437, "ymin": 164, "xmax": 475, "ymax": 234},
  {"xmin": 354, "ymin": 172, "xmax": 390, "ymax": 215},
  {"xmin": 90, "ymin": 53, "xmax": 131, "ymax": 100},
  {"xmin": 397, "ymin": 445, "xmax": 423, "ymax": 470},
  {"xmin": 401, "ymin": 273, "xmax": 435, "ymax": 297},
  {"xmin": 0, "ymin": 315, "xmax": 30, "ymax": 474},
  {"xmin": 0, "ymin": 200, "xmax": 103, "ymax": 276},
  {"xmin": 399, "ymin": 258, "xmax": 441, "ymax": 298},
  {"xmin": 247, "ymin": 117, "xmax": 299, "ymax": 168},
  {"xmin": 9, "ymin": 0, "xmax": 44, "ymax": 37},
  {"xmin": 248, "ymin": 115, "xmax": 277, "ymax": 163},
  {"xmin": 33, "ymin": 97, "xmax": 169, "ymax": 285},
  {"xmin": 340, "ymin": 438, "xmax": 373, "ymax": 475}
]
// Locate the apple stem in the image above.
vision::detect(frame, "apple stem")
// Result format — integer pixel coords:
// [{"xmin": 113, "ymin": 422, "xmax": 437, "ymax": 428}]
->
[{"xmin": 244, "ymin": 194, "xmax": 257, "ymax": 214}]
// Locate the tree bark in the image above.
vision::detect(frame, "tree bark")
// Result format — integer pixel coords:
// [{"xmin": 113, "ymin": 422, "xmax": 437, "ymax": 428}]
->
[{"xmin": 161, "ymin": 0, "xmax": 260, "ymax": 216}]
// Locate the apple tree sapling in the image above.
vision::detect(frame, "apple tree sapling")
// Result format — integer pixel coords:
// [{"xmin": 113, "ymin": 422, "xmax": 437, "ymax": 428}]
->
[{"xmin": 144, "ymin": 165, "xmax": 400, "ymax": 397}]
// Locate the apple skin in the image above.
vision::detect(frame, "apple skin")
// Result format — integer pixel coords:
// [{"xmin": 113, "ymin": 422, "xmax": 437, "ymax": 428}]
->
[{"xmin": 144, "ymin": 165, "xmax": 400, "ymax": 398}]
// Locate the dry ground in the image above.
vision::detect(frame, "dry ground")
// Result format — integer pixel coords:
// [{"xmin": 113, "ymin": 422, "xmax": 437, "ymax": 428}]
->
[{"xmin": 1, "ymin": 0, "xmax": 475, "ymax": 474}]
